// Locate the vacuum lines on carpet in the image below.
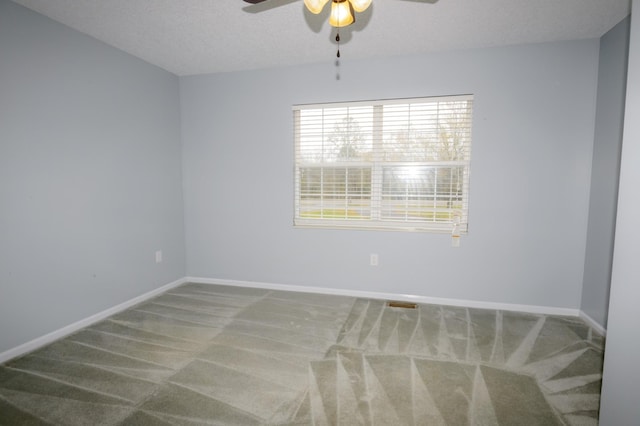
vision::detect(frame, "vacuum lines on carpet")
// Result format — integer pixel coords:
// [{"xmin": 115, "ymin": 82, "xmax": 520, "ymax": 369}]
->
[{"xmin": 0, "ymin": 282, "xmax": 604, "ymax": 425}]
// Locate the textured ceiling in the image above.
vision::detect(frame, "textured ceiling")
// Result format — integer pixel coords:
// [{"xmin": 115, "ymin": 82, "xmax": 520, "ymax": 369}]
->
[{"xmin": 11, "ymin": 0, "xmax": 631, "ymax": 76}]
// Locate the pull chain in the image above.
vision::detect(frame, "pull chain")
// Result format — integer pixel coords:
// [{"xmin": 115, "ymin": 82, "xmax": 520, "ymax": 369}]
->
[
  {"xmin": 335, "ymin": 28, "xmax": 341, "ymax": 80},
  {"xmin": 335, "ymin": 2, "xmax": 341, "ymax": 58}
]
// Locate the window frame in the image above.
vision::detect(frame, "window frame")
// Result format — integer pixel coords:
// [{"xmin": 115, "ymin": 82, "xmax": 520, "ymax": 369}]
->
[{"xmin": 293, "ymin": 95, "xmax": 473, "ymax": 233}]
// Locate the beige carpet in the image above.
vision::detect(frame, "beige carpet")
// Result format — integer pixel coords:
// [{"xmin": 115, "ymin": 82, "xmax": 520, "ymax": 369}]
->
[{"xmin": 0, "ymin": 282, "xmax": 604, "ymax": 425}]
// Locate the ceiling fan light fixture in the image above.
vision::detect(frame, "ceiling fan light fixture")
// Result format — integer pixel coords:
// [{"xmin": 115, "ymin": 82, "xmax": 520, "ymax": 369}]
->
[
  {"xmin": 303, "ymin": 0, "xmax": 329, "ymax": 14},
  {"xmin": 349, "ymin": 0, "xmax": 372, "ymax": 13},
  {"xmin": 329, "ymin": 0, "xmax": 354, "ymax": 27}
]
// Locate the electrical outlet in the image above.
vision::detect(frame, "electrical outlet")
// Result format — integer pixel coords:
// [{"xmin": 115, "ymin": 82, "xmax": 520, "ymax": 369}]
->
[
  {"xmin": 155, "ymin": 250, "xmax": 162, "ymax": 263},
  {"xmin": 370, "ymin": 253, "xmax": 379, "ymax": 266}
]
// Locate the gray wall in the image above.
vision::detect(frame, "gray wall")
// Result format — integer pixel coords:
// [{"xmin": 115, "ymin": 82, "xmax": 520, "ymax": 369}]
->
[
  {"xmin": 181, "ymin": 39, "xmax": 600, "ymax": 309},
  {"xmin": 0, "ymin": 0, "xmax": 186, "ymax": 354},
  {"xmin": 599, "ymin": 0, "xmax": 640, "ymax": 423},
  {"xmin": 581, "ymin": 18, "xmax": 630, "ymax": 328}
]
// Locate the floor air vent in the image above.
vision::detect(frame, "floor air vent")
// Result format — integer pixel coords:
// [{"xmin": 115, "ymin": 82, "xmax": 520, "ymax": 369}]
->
[{"xmin": 387, "ymin": 301, "xmax": 418, "ymax": 309}]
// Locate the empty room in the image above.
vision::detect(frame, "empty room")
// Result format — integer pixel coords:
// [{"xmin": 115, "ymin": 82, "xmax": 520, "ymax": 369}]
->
[{"xmin": 1, "ymin": 0, "xmax": 639, "ymax": 424}]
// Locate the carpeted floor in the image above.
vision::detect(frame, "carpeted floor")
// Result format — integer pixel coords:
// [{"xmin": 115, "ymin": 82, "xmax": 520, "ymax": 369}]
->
[{"xmin": 0, "ymin": 282, "xmax": 604, "ymax": 425}]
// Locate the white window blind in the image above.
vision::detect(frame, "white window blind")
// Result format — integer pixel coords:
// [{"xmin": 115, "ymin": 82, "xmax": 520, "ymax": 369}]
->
[{"xmin": 294, "ymin": 95, "xmax": 473, "ymax": 232}]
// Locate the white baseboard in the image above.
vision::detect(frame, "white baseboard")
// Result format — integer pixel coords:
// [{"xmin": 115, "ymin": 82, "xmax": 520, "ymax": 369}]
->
[
  {"xmin": 579, "ymin": 310, "xmax": 607, "ymax": 336},
  {"xmin": 186, "ymin": 276, "xmax": 583, "ymax": 318},
  {"xmin": 0, "ymin": 277, "xmax": 187, "ymax": 364}
]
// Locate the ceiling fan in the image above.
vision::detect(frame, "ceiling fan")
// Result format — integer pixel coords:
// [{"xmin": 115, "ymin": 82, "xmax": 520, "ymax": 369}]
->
[
  {"xmin": 243, "ymin": 0, "xmax": 436, "ymax": 58},
  {"xmin": 243, "ymin": 0, "xmax": 372, "ymax": 28},
  {"xmin": 243, "ymin": 0, "xmax": 437, "ymax": 28}
]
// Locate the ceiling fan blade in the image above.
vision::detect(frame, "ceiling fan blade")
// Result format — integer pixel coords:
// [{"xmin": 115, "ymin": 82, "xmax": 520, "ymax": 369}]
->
[{"xmin": 243, "ymin": 0, "xmax": 300, "ymax": 13}]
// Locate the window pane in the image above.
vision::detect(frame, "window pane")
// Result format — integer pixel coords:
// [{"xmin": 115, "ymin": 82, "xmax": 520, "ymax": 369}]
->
[
  {"xmin": 298, "ymin": 167, "xmax": 371, "ymax": 219},
  {"xmin": 298, "ymin": 106, "xmax": 373, "ymax": 163},
  {"xmin": 382, "ymin": 101, "xmax": 472, "ymax": 162},
  {"xmin": 381, "ymin": 165, "xmax": 464, "ymax": 222}
]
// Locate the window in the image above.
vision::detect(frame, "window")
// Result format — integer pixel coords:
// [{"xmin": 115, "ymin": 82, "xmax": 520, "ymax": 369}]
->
[{"xmin": 294, "ymin": 95, "xmax": 473, "ymax": 232}]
